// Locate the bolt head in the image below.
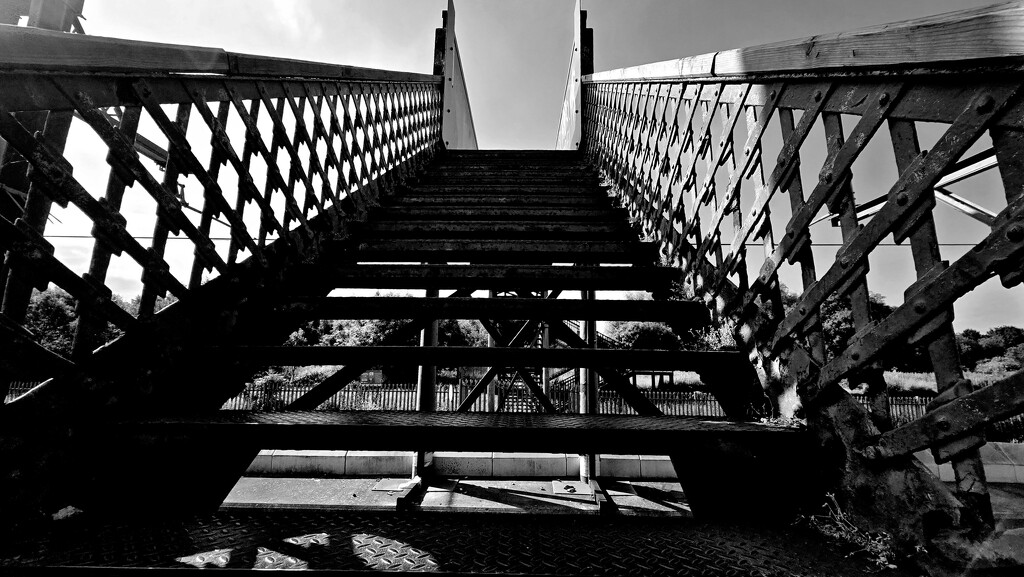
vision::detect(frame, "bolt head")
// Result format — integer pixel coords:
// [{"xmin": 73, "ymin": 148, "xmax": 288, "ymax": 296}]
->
[
  {"xmin": 913, "ymin": 301, "xmax": 927, "ymax": 314},
  {"xmin": 896, "ymin": 193, "xmax": 909, "ymax": 206},
  {"xmin": 1007, "ymin": 224, "xmax": 1024, "ymax": 243},
  {"xmin": 976, "ymin": 94, "xmax": 995, "ymax": 114},
  {"xmin": 814, "ymin": 90, "xmax": 823, "ymax": 102},
  {"xmin": 878, "ymin": 92, "xmax": 890, "ymax": 106}
]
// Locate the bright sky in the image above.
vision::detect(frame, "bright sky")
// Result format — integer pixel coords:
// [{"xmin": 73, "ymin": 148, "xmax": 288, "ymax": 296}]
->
[{"xmin": 41, "ymin": 0, "xmax": 1023, "ymax": 332}]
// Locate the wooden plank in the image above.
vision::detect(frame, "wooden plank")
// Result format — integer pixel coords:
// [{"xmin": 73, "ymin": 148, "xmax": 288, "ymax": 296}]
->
[
  {"xmin": 205, "ymin": 345, "xmax": 743, "ymax": 371},
  {"xmin": 265, "ymin": 296, "xmax": 709, "ymax": 323},
  {"xmin": 115, "ymin": 411, "xmax": 806, "ymax": 454},
  {"xmin": 714, "ymin": 3, "xmax": 1024, "ymax": 75},
  {"xmin": 228, "ymin": 53, "xmax": 439, "ymax": 83},
  {"xmin": 586, "ymin": 3, "xmax": 1024, "ymax": 81},
  {"xmin": 588, "ymin": 53, "xmax": 715, "ymax": 82},
  {"xmin": 0, "ymin": 24, "xmax": 442, "ymax": 83},
  {"xmin": 0, "ymin": 24, "xmax": 228, "ymax": 73}
]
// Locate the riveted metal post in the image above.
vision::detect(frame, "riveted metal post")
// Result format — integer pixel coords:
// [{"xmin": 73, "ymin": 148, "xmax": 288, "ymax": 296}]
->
[{"xmin": 415, "ymin": 286, "xmax": 439, "ymax": 477}]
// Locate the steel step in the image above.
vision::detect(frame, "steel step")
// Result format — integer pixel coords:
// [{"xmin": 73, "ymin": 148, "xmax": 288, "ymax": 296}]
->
[
  {"xmin": 286, "ymin": 264, "xmax": 680, "ymax": 292},
  {"xmin": 356, "ymin": 220, "xmax": 630, "ymax": 240},
  {"xmin": 260, "ymin": 296, "xmax": 710, "ymax": 325},
  {"xmin": 391, "ymin": 194, "xmax": 611, "ymax": 206},
  {"xmin": 112, "ymin": 411, "xmax": 801, "ymax": 453},
  {"xmin": 338, "ymin": 239, "xmax": 657, "ymax": 264},
  {"xmin": 371, "ymin": 205, "xmax": 626, "ymax": 220},
  {"xmin": 202, "ymin": 346, "xmax": 743, "ymax": 371}
]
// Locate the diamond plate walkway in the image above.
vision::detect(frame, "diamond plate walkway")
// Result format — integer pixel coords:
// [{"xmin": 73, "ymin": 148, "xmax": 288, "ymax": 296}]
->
[{"xmin": 0, "ymin": 509, "xmax": 918, "ymax": 576}]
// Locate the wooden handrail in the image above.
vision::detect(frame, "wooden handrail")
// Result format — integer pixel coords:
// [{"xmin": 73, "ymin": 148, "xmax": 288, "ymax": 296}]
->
[
  {"xmin": 0, "ymin": 23, "xmax": 440, "ymax": 82},
  {"xmin": 586, "ymin": 1, "xmax": 1024, "ymax": 82}
]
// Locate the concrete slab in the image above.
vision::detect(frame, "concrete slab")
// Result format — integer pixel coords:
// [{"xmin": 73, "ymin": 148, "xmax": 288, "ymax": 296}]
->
[
  {"xmin": 552, "ymin": 480, "xmax": 592, "ymax": 495},
  {"xmin": 492, "ymin": 453, "xmax": 567, "ymax": 477},
  {"xmin": 271, "ymin": 450, "xmax": 345, "ymax": 476},
  {"xmin": 344, "ymin": 451, "xmax": 414, "ymax": 476},
  {"xmin": 566, "ymin": 455, "xmax": 580, "ymax": 478},
  {"xmin": 627, "ymin": 481, "xmax": 693, "ymax": 517},
  {"xmin": 433, "ymin": 452, "xmax": 492, "ymax": 477},
  {"xmin": 248, "ymin": 450, "xmax": 274, "ymax": 474},
  {"xmin": 639, "ymin": 455, "xmax": 676, "ymax": 479},
  {"xmin": 221, "ymin": 477, "xmax": 400, "ymax": 510},
  {"xmin": 915, "ymin": 450, "xmax": 954, "ymax": 482},
  {"xmin": 419, "ymin": 479, "xmax": 599, "ymax": 514},
  {"xmin": 598, "ymin": 480, "xmax": 687, "ymax": 517},
  {"xmin": 597, "ymin": 454, "xmax": 640, "ymax": 478}
]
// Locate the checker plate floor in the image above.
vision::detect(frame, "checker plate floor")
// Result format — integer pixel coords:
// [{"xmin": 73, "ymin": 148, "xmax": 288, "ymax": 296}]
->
[{"xmin": 0, "ymin": 509, "xmax": 918, "ymax": 575}]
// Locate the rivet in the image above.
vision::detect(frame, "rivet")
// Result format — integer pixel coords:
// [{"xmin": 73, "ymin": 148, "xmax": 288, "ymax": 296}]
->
[
  {"xmin": 1007, "ymin": 224, "xmax": 1024, "ymax": 243},
  {"xmin": 798, "ymin": 307, "xmax": 806, "ymax": 315},
  {"xmin": 936, "ymin": 416, "xmax": 952, "ymax": 432},
  {"xmin": 769, "ymin": 90, "xmax": 777, "ymax": 100},
  {"xmin": 851, "ymin": 352, "xmax": 860, "ymax": 361},
  {"xmin": 840, "ymin": 257, "xmax": 850, "ymax": 268},
  {"xmin": 744, "ymin": 146, "xmax": 751, "ymax": 156},
  {"xmin": 823, "ymin": 171, "xmax": 833, "ymax": 184},
  {"xmin": 976, "ymin": 94, "xmax": 995, "ymax": 114},
  {"xmin": 896, "ymin": 193, "xmax": 909, "ymax": 206},
  {"xmin": 914, "ymin": 301, "xmax": 927, "ymax": 314},
  {"xmin": 878, "ymin": 92, "xmax": 889, "ymax": 106},
  {"xmin": 813, "ymin": 90, "xmax": 823, "ymax": 102}
]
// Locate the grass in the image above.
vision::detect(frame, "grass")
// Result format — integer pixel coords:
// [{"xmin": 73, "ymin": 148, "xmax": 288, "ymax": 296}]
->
[{"xmin": 882, "ymin": 370, "xmax": 1008, "ymax": 395}]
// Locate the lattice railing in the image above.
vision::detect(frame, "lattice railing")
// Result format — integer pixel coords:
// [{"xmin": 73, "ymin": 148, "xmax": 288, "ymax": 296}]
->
[
  {"xmin": 579, "ymin": 1, "xmax": 1024, "ymax": 529},
  {"xmin": 0, "ymin": 25, "xmax": 443, "ymax": 388}
]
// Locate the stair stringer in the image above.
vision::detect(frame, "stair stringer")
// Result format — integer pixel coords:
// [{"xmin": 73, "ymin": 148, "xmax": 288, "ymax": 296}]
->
[{"xmin": 0, "ymin": 161, "xmax": 434, "ymax": 528}]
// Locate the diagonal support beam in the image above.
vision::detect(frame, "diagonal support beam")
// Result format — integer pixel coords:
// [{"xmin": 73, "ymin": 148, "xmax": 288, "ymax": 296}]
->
[
  {"xmin": 457, "ymin": 318, "xmax": 543, "ymax": 411},
  {"xmin": 289, "ymin": 288, "xmax": 473, "ymax": 410},
  {"xmin": 548, "ymin": 321, "xmax": 661, "ymax": 417},
  {"xmin": 456, "ymin": 290, "xmax": 562, "ymax": 412},
  {"xmin": 477, "ymin": 319, "xmax": 557, "ymax": 414}
]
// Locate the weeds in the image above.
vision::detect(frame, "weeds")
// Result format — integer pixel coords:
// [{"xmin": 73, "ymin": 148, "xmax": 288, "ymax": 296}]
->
[{"xmin": 797, "ymin": 493, "xmax": 898, "ymax": 571}]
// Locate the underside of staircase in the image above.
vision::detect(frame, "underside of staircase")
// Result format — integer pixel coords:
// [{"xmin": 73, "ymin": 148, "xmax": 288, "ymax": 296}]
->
[{"xmin": 0, "ymin": 149, "xmax": 824, "ymax": 573}]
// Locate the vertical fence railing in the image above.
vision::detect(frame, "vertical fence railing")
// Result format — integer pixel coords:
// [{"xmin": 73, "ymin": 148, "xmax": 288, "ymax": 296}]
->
[{"xmin": 0, "ymin": 27, "xmax": 444, "ymax": 396}]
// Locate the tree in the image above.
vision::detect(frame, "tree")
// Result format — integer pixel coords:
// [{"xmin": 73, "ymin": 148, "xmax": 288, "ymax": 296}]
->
[
  {"xmin": 22, "ymin": 286, "xmax": 78, "ymax": 357},
  {"xmin": 608, "ymin": 321, "xmax": 681, "ymax": 350},
  {"xmin": 780, "ymin": 286, "xmax": 932, "ymax": 372}
]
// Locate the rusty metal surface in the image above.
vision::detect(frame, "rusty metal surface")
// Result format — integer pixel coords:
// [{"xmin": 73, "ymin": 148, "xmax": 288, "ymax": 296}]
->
[{"xmin": 0, "ymin": 509, "xmax": 915, "ymax": 576}]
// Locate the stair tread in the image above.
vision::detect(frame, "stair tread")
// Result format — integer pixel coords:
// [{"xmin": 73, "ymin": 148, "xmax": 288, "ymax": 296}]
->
[
  {"xmin": 288, "ymin": 264, "xmax": 680, "ymax": 291},
  {"xmin": 264, "ymin": 297, "xmax": 709, "ymax": 323},
  {"xmin": 115, "ymin": 410, "xmax": 803, "ymax": 453},
  {"xmin": 203, "ymin": 346, "xmax": 742, "ymax": 370}
]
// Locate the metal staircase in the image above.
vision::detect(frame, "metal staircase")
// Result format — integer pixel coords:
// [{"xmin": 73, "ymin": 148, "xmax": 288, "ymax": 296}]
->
[{"xmin": 4, "ymin": 0, "xmax": 1024, "ymax": 573}]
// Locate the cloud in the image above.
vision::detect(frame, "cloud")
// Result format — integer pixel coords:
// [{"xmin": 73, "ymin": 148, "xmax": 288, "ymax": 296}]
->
[{"xmin": 267, "ymin": 0, "xmax": 324, "ymax": 45}]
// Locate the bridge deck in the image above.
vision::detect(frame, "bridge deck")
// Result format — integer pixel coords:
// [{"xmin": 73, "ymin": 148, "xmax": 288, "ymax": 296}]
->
[{"xmin": 114, "ymin": 411, "xmax": 804, "ymax": 453}]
